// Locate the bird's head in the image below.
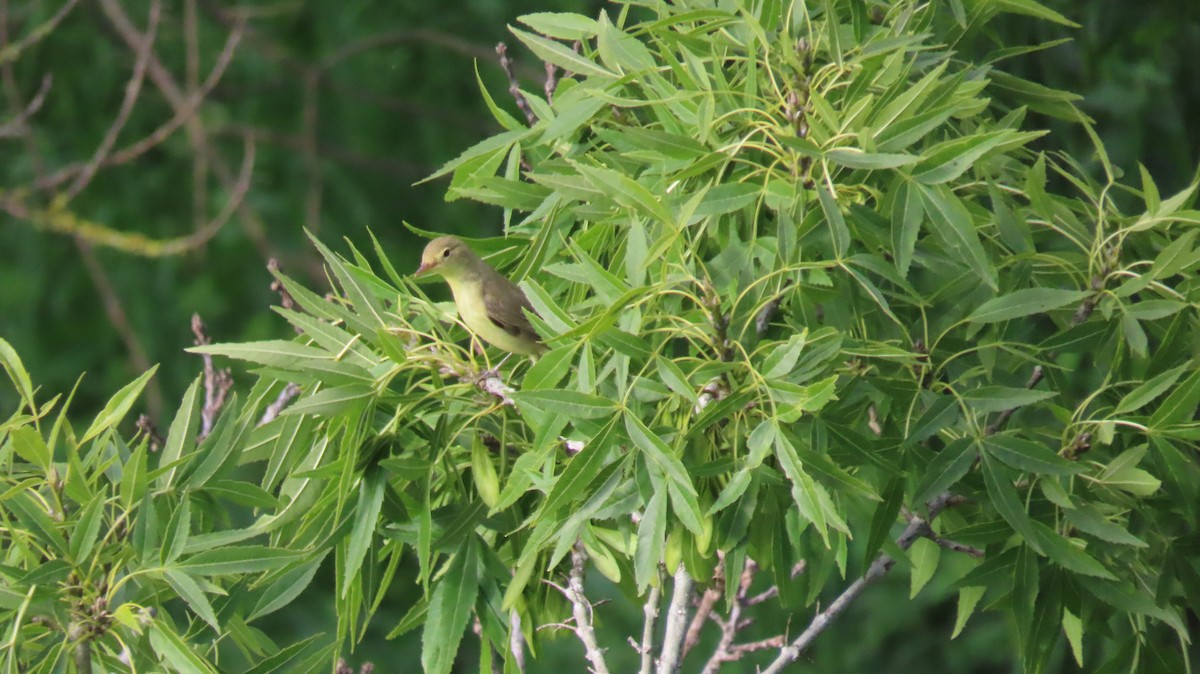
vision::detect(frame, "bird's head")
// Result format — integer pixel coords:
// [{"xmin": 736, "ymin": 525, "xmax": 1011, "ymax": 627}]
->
[{"xmin": 415, "ymin": 236, "xmax": 475, "ymax": 279}]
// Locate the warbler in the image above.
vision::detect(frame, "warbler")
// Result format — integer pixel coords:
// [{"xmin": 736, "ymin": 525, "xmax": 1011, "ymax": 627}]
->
[{"xmin": 414, "ymin": 236, "xmax": 547, "ymax": 359}]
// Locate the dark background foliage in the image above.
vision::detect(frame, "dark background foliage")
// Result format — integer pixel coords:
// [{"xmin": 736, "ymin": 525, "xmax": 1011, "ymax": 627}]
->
[{"xmin": 0, "ymin": 0, "xmax": 1196, "ymax": 670}]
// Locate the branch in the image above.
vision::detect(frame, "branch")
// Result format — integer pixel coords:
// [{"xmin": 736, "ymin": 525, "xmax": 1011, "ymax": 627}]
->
[
  {"xmin": 259, "ymin": 383, "xmax": 300, "ymax": 426},
  {"xmin": 655, "ymin": 566, "xmax": 694, "ymax": 674},
  {"xmin": 0, "ymin": 73, "xmax": 51, "ymax": 138},
  {"xmin": 636, "ymin": 579, "xmax": 662, "ymax": 674},
  {"xmin": 682, "ymin": 558, "xmax": 724, "ymax": 656},
  {"xmin": 509, "ymin": 609, "xmax": 526, "ymax": 673},
  {"xmin": 566, "ymin": 543, "xmax": 611, "ymax": 674},
  {"xmin": 0, "ymin": 0, "xmax": 82, "ymax": 67},
  {"xmin": 191, "ymin": 313, "xmax": 233, "ymax": 439},
  {"xmin": 65, "ymin": 0, "xmax": 161, "ymax": 201},
  {"xmin": 760, "ymin": 492, "xmax": 964, "ymax": 674},
  {"xmin": 495, "ymin": 42, "xmax": 537, "ymax": 126}
]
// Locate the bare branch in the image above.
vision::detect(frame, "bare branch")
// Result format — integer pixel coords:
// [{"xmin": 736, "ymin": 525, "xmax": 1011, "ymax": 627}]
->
[
  {"xmin": 259, "ymin": 383, "xmax": 300, "ymax": 425},
  {"xmin": 656, "ymin": 566, "xmax": 694, "ymax": 674},
  {"xmin": 760, "ymin": 492, "xmax": 964, "ymax": 674},
  {"xmin": 65, "ymin": 0, "xmax": 161, "ymax": 201},
  {"xmin": 567, "ymin": 543, "xmax": 611, "ymax": 674},
  {"xmin": 496, "ymin": 42, "xmax": 536, "ymax": 126},
  {"xmin": 0, "ymin": 73, "xmax": 51, "ymax": 138},
  {"xmin": 192, "ymin": 313, "xmax": 233, "ymax": 439},
  {"xmin": 509, "ymin": 609, "xmax": 526, "ymax": 673},
  {"xmin": 637, "ymin": 577, "xmax": 662, "ymax": 674},
  {"xmin": 682, "ymin": 559, "xmax": 725, "ymax": 657},
  {"xmin": 0, "ymin": 0, "xmax": 82, "ymax": 67}
]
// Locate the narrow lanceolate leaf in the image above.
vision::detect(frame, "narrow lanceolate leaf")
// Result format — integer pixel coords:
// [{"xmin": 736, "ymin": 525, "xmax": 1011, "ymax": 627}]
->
[
  {"xmin": 178, "ymin": 546, "xmax": 304, "ymax": 575},
  {"xmin": 623, "ymin": 413, "xmax": 704, "ymax": 535},
  {"xmin": 635, "ymin": 487, "xmax": 668, "ymax": 591},
  {"xmin": 164, "ymin": 569, "xmax": 219, "ymax": 630},
  {"xmin": 817, "ymin": 171, "xmax": 850, "ymax": 257},
  {"xmin": 513, "ymin": 389, "xmax": 616, "ymax": 419},
  {"xmin": 342, "ymin": 467, "xmax": 387, "ymax": 594},
  {"xmin": 1029, "ymin": 521, "xmax": 1115, "ymax": 579},
  {"xmin": 517, "ymin": 12, "xmax": 600, "ymax": 40},
  {"xmin": 150, "ymin": 621, "xmax": 219, "ymax": 673},
  {"xmin": 982, "ymin": 434, "xmax": 1079, "ymax": 475},
  {"xmin": 1149, "ymin": 368, "xmax": 1200, "ymax": 428},
  {"xmin": 967, "ymin": 288, "xmax": 1090, "ymax": 323},
  {"xmin": 774, "ymin": 428, "xmax": 828, "ymax": 544},
  {"xmin": 825, "ymin": 148, "xmax": 919, "ymax": 170},
  {"xmin": 509, "ymin": 27, "xmax": 615, "ymax": 79},
  {"xmin": 981, "ymin": 452, "xmax": 1041, "ymax": 553},
  {"xmin": 80, "ymin": 365, "xmax": 159, "ymax": 444},
  {"xmin": 422, "ymin": 539, "xmax": 480, "ymax": 674},
  {"xmin": 918, "ymin": 183, "xmax": 996, "ymax": 290},
  {"xmin": 891, "ymin": 180, "xmax": 923, "ymax": 277},
  {"xmin": 914, "ymin": 437, "xmax": 976, "ymax": 504},
  {"xmin": 1112, "ymin": 362, "xmax": 1190, "ymax": 415},
  {"xmin": 1062, "ymin": 506, "xmax": 1147, "ymax": 547},
  {"xmin": 962, "ymin": 386, "xmax": 1057, "ymax": 413},
  {"xmin": 159, "ymin": 376, "xmax": 203, "ymax": 489}
]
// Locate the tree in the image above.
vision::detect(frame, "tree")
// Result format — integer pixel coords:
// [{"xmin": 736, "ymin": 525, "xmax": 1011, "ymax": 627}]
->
[{"xmin": 2, "ymin": 0, "xmax": 1198, "ymax": 672}]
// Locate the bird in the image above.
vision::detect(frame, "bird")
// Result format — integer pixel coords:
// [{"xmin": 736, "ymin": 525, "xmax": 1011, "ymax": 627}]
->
[{"xmin": 414, "ymin": 236, "xmax": 547, "ymax": 360}]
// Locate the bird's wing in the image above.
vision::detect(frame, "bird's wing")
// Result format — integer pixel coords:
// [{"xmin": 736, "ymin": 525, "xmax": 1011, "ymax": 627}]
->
[{"xmin": 482, "ymin": 268, "xmax": 542, "ymax": 343}]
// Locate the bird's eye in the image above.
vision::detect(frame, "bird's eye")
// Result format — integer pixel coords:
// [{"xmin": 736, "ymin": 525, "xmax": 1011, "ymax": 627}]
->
[{"xmin": 442, "ymin": 249, "xmax": 451, "ymax": 258}]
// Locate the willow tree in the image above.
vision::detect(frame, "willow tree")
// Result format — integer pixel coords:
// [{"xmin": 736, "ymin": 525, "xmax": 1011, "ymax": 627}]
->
[{"xmin": 2, "ymin": 0, "xmax": 1198, "ymax": 672}]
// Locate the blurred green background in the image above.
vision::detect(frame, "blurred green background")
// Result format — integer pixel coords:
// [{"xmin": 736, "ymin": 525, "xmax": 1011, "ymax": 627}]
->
[{"xmin": 0, "ymin": 0, "xmax": 1196, "ymax": 671}]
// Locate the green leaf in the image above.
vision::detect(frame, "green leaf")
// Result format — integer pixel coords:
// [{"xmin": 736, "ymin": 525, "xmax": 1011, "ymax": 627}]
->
[
  {"xmin": 909, "ymin": 537, "xmax": 940, "ymax": 598},
  {"xmin": 693, "ymin": 183, "xmax": 759, "ymax": 217},
  {"xmin": 343, "ymin": 468, "xmax": 386, "ymax": 593},
  {"xmin": 890, "ymin": 180, "xmax": 922, "ymax": 277},
  {"xmin": 518, "ymin": 12, "xmax": 600, "ymax": 39},
  {"xmin": 967, "ymin": 288, "xmax": 1090, "ymax": 323},
  {"xmin": 953, "ymin": 586, "xmax": 985, "ymax": 638},
  {"xmin": 762, "ymin": 330, "xmax": 808, "ymax": 379},
  {"xmin": 1062, "ymin": 506, "xmax": 1147, "ymax": 547},
  {"xmin": 774, "ymin": 427, "xmax": 828, "ymax": 544},
  {"xmin": 509, "ymin": 27, "xmax": 614, "ymax": 79},
  {"xmin": 918, "ymin": 183, "xmax": 997, "ymax": 290},
  {"xmin": 1029, "ymin": 522, "xmax": 1115, "ymax": 579},
  {"xmin": 69, "ymin": 493, "xmax": 106, "ymax": 563},
  {"xmin": 1112, "ymin": 363, "xmax": 1189, "ymax": 415},
  {"xmin": 962, "ymin": 385, "xmax": 1057, "ymax": 413},
  {"xmin": 80, "ymin": 365, "xmax": 159, "ymax": 444},
  {"xmin": 994, "ymin": 0, "xmax": 1080, "ymax": 27},
  {"xmin": 982, "ymin": 434, "xmax": 1078, "ymax": 475},
  {"xmin": 9, "ymin": 427, "xmax": 49, "ymax": 468},
  {"xmin": 981, "ymin": 453, "xmax": 1041, "ymax": 552},
  {"xmin": 624, "ymin": 413, "xmax": 703, "ymax": 535},
  {"xmin": 422, "ymin": 539, "xmax": 480, "ymax": 674},
  {"xmin": 159, "ymin": 377, "xmax": 202, "ymax": 489},
  {"xmin": 164, "ymin": 569, "xmax": 219, "ymax": 630},
  {"xmin": 541, "ymin": 420, "xmax": 616, "ymax": 515},
  {"xmin": 914, "ymin": 437, "xmax": 975, "ymax": 504},
  {"xmin": 635, "ymin": 487, "xmax": 667, "ymax": 591},
  {"xmin": 826, "ymin": 148, "xmax": 918, "ymax": 169},
  {"xmin": 513, "ymin": 389, "xmax": 617, "ymax": 419},
  {"xmin": 0, "ymin": 337, "xmax": 35, "ymax": 408},
  {"xmin": 1150, "ymin": 368, "xmax": 1200, "ymax": 429},
  {"xmin": 914, "ymin": 131, "xmax": 1042, "ymax": 184},
  {"xmin": 150, "ymin": 621, "xmax": 219, "ymax": 673},
  {"xmin": 817, "ymin": 173, "xmax": 849, "ymax": 257},
  {"xmin": 249, "ymin": 555, "xmax": 325, "ymax": 621},
  {"xmin": 178, "ymin": 546, "xmax": 304, "ymax": 575}
]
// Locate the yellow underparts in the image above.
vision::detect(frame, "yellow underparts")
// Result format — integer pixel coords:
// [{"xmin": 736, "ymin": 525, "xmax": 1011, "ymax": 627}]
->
[{"xmin": 444, "ymin": 274, "xmax": 540, "ymax": 357}]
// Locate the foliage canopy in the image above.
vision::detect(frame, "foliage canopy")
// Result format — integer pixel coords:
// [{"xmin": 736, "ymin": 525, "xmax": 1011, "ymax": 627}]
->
[{"xmin": 2, "ymin": 0, "xmax": 1198, "ymax": 672}]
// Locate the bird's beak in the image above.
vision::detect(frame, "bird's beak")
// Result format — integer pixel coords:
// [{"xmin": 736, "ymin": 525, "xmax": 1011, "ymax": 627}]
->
[{"xmin": 414, "ymin": 260, "xmax": 434, "ymax": 277}]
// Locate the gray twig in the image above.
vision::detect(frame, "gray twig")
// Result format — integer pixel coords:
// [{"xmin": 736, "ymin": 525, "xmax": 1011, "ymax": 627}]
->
[
  {"xmin": 656, "ymin": 566, "xmax": 694, "ymax": 674},
  {"xmin": 760, "ymin": 492, "xmax": 964, "ymax": 674},
  {"xmin": 496, "ymin": 42, "xmax": 537, "ymax": 126}
]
